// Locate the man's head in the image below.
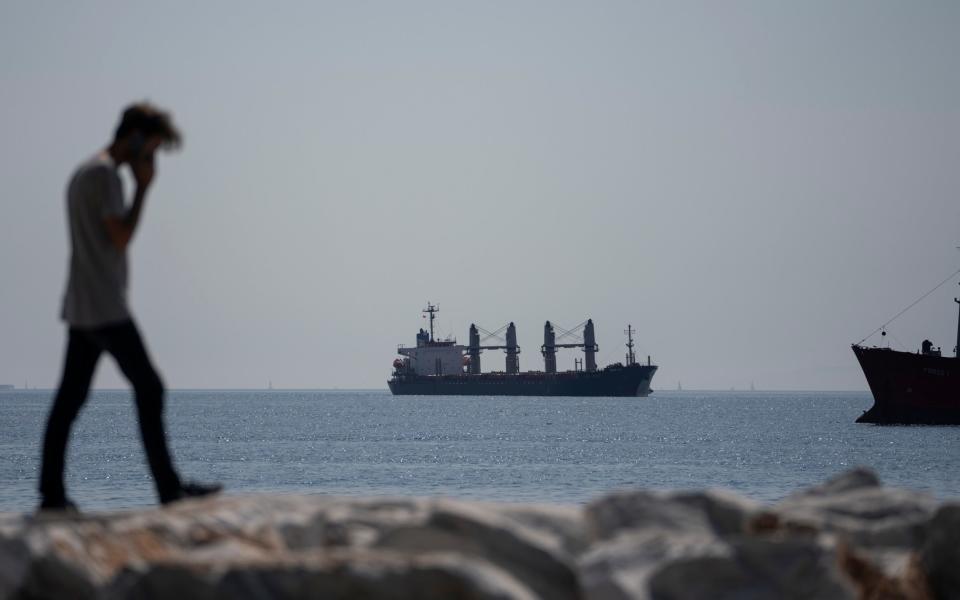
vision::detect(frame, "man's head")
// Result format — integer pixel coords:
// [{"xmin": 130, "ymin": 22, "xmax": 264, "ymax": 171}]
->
[{"xmin": 112, "ymin": 102, "xmax": 182, "ymax": 164}]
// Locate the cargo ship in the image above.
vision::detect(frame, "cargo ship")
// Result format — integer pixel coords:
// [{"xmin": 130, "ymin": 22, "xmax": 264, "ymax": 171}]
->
[
  {"xmin": 853, "ymin": 284, "xmax": 960, "ymax": 425},
  {"xmin": 388, "ymin": 304, "xmax": 657, "ymax": 396}
]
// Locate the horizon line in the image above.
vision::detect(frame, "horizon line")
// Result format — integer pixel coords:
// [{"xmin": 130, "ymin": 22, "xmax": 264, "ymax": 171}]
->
[{"xmin": 2, "ymin": 387, "xmax": 870, "ymax": 393}]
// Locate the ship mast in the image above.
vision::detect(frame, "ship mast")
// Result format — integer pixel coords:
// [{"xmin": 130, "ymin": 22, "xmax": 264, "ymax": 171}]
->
[
  {"xmin": 423, "ymin": 302, "xmax": 439, "ymax": 342},
  {"xmin": 954, "ymin": 283, "xmax": 959, "ymax": 358},
  {"xmin": 624, "ymin": 325, "xmax": 636, "ymax": 365}
]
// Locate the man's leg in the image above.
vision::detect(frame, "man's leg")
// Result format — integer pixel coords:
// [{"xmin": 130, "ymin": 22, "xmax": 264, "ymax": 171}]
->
[
  {"xmin": 39, "ymin": 329, "xmax": 101, "ymax": 504},
  {"xmin": 97, "ymin": 320, "xmax": 182, "ymax": 500}
]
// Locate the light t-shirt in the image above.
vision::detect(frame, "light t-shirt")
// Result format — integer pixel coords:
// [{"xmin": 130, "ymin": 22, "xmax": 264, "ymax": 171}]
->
[{"xmin": 60, "ymin": 154, "xmax": 130, "ymax": 328}]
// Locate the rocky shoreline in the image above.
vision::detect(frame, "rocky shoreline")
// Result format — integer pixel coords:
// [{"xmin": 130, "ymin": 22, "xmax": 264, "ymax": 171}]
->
[{"xmin": 1, "ymin": 468, "xmax": 957, "ymax": 599}]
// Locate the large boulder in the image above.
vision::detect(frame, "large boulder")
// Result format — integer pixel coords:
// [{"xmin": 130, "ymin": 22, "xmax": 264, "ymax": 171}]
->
[
  {"xmin": 0, "ymin": 495, "xmax": 578, "ymax": 600},
  {"xmin": 585, "ymin": 488, "xmax": 762, "ymax": 541},
  {"xmin": 768, "ymin": 468, "xmax": 938, "ymax": 549},
  {"xmin": 108, "ymin": 549, "xmax": 537, "ymax": 600},
  {"xmin": 374, "ymin": 500, "xmax": 580, "ymax": 600},
  {"xmin": 0, "ymin": 470, "xmax": 956, "ymax": 600},
  {"xmin": 580, "ymin": 488, "xmax": 854, "ymax": 599},
  {"xmin": 920, "ymin": 504, "xmax": 960, "ymax": 600}
]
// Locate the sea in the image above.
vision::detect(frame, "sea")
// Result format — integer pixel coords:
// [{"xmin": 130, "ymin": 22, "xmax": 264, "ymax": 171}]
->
[{"xmin": 2, "ymin": 389, "xmax": 959, "ymax": 512}]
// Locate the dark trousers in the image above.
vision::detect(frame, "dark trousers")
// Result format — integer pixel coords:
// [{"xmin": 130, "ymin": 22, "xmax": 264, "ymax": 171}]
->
[{"xmin": 39, "ymin": 320, "xmax": 181, "ymax": 502}]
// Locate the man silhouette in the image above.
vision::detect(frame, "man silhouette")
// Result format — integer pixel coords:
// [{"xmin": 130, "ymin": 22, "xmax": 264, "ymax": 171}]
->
[{"xmin": 39, "ymin": 103, "xmax": 220, "ymax": 511}]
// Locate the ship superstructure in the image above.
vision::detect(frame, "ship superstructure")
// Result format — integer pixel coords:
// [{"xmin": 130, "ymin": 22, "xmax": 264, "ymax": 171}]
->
[
  {"xmin": 389, "ymin": 304, "xmax": 657, "ymax": 397},
  {"xmin": 394, "ymin": 304, "xmax": 468, "ymax": 377}
]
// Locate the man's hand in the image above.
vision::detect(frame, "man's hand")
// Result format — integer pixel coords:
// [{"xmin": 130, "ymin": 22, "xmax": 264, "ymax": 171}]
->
[
  {"xmin": 105, "ymin": 153, "xmax": 155, "ymax": 252},
  {"xmin": 132, "ymin": 153, "xmax": 155, "ymax": 190}
]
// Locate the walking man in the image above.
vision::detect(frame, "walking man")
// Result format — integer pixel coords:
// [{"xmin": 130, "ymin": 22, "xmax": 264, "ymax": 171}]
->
[{"xmin": 39, "ymin": 103, "xmax": 220, "ymax": 510}]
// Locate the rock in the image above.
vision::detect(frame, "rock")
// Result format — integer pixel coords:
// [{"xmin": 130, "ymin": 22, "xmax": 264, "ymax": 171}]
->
[
  {"xmin": 649, "ymin": 535, "xmax": 857, "ymax": 600},
  {"xmin": 581, "ymin": 487, "xmax": 853, "ymax": 600},
  {"xmin": 920, "ymin": 503, "xmax": 960, "ymax": 600},
  {"xmin": 585, "ymin": 488, "xmax": 762, "ymax": 541},
  {"xmin": 579, "ymin": 529, "xmax": 857, "ymax": 600},
  {"xmin": 375, "ymin": 499, "xmax": 580, "ymax": 600},
  {"xmin": 769, "ymin": 468, "xmax": 938, "ymax": 549},
  {"xmin": 109, "ymin": 549, "xmax": 537, "ymax": 600},
  {"xmin": 586, "ymin": 491, "xmax": 713, "ymax": 541},
  {"xmin": 0, "ymin": 513, "xmax": 108, "ymax": 600},
  {"xmin": 837, "ymin": 543, "xmax": 932, "ymax": 600},
  {"xmin": 669, "ymin": 489, "xmax": 765, "ymax": 537},
  {"xmin": 0, "ymin": 524, "xmax": 30, "ymax": 599},
  {"xmin": 0, "ymin": 496, "xmax": 571, "ymax": 600},
  {"xmin": 0, "ymin": 471, "xmax": 956, "ymax": 600},
  {"xmin": 790, "ymin": 467, "xmax": 882, "ymax": 498},
  {"xmin": 578, "ymin": 530, "xmax": 731, "ymax": 600},
  {"xmin": 487, "ymin": 502, "xmax": 587, "ymax": 556}
]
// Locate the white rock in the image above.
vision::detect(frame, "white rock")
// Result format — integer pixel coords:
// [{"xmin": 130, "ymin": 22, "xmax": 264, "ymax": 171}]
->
[
  {"xmin": 578, "ymin": 528, "xmax": 856, "ymax": 600},
  {"xmin": 579, "ymin": 530, "xmax": 730, "ymax": 600},
  {"xmin": 375, "ymin": 499, "xmax": 580, "ymax": 600},
  {"xmin": 0, "ymin": 470, "xmax": 954, "ymax": 600},
  {"xmin": 788, "ymin": 467, "xmax": 881, "ymax": 498},
  {"xmin": 772, "ymin": 470, "xmax": 937, "ymax": 549}
]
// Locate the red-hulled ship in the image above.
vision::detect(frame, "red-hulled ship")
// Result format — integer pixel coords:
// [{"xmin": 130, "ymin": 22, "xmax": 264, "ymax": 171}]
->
[{"xmin": 853, "ymin": 288, "xmax": 960, "ymax": 425}]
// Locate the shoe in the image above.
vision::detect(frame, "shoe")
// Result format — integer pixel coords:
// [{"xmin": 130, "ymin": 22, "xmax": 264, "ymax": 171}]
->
[
  {"xmin": 37, "ymin": 497, "xmax": 79, "ymax": 514},
  {"xmin": 160, "ymin": 481, "xmax": 223, "ymax": 505}
]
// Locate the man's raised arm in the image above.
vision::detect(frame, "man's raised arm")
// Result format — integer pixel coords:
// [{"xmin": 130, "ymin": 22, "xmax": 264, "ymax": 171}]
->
[{"xmin": 104, "ymin": 155, "xmax": 154, "ymax": 252}]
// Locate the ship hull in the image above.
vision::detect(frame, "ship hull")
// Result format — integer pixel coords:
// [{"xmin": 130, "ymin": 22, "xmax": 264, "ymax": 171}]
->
[
  {"xmin": 853, "ymin": 345, "xmax": 960, "ymax": 425},
  {"xmin": 388, "ymin": 364, "xmax": 657, "ymax": 397}
]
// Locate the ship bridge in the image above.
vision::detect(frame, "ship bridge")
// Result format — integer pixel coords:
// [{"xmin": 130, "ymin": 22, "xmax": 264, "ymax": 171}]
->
[{"xmin": 396, "ymin": 303, "xmax": 467, "ymax": 376}]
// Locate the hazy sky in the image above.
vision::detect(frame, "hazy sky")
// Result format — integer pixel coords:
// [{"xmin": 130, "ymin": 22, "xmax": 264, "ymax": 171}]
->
[{"xmin": 2, "ymin": 2, "xmax": 958, "ymax": 390}]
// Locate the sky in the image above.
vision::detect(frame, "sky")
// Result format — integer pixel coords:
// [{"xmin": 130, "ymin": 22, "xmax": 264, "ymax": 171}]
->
[{"xmin": 1, "ymin": 1, "xmax": 958, "ymax": 391}]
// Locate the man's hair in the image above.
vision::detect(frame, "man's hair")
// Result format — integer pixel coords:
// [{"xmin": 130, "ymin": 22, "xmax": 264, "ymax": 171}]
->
[{"xmin": 113, "ymin": 102, "xmax": 182, "ymax": 150}]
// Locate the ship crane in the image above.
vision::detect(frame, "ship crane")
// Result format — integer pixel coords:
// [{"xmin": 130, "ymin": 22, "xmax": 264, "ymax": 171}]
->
[
  {"xmin": 468, "ymin": 323, "xmax": 521, "ymax": 374},
  {"xmin": 541, "ymin": 319, "xmax": 599, "ymax": 373},
  {"xmin": 625, "ymin": 324, "xmax": 637, "ymax": 365}
]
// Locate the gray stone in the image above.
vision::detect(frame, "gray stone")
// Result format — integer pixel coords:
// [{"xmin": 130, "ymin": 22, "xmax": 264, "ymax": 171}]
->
[
  {"xmin": 578, "ymin": 530, "xmax": 856, "ymax": 600},
  {"xmin": 579, "ymin": 530, "xmax": 730, "ymax": 600},
  {"xmin": 772, "ymin": 483, "xmax": 937, "ymax": 549},
  {"xmin": 110, "ymin": 550, "xmax": 536, "ymax": 600},
  {"xmin": 0, "ymin": 471, "xmax": 953, "ymax": 600},
  {"xmin": 787, "ymin": 467, "xmax": 882, "ymax": 499},
  {"xmin": 486, "ymin": 502, "xmax": 587, "ymax": 556},
  {"xmin": 375, "ymin": 499, "xmax": 579, "ymax": 600},
  {"xmin": 0, "ymin": 533, "xmax": 30, "ymax": 599},
  {"xmin": 585, "ymin": 488, "xmax": 762, "ymax": 542},
  {"xmin": 920, "ymin": 503, "xmax": 960, "ymax": 600},
  {"xmin": 669, "ymin": 489, "xmax": 763, "ymax": 537}
]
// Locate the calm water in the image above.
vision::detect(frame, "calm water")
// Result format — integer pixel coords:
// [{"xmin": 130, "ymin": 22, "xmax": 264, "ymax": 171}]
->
[{"xmin": 1, "ymin": 389, "xmax": 959, "ymax": 512}]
